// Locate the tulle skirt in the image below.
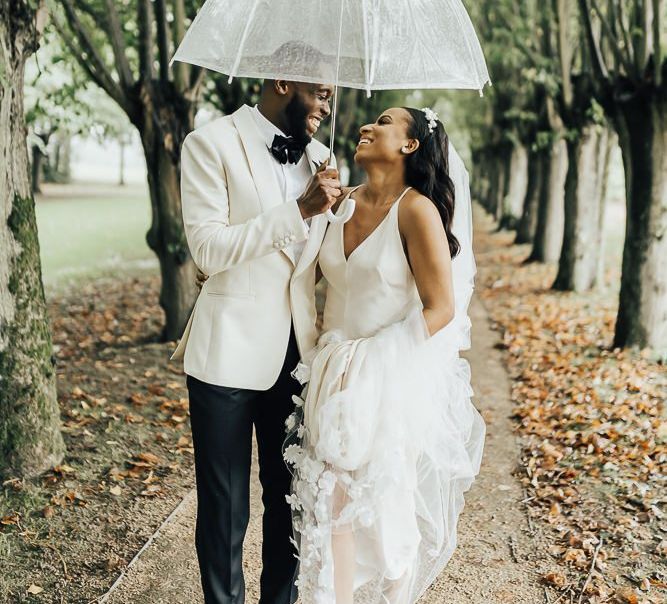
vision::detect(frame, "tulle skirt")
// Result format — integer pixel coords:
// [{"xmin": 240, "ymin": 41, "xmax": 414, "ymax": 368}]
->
[{"xmin": 283, "ymin": 307, "xmax": 486, "ymax": 604}]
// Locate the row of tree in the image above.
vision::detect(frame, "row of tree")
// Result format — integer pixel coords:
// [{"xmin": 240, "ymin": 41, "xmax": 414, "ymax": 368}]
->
[
  {"xmin": 2, "ymin": 0, "xmax": 663, "ymax": 479},
  {"xmin": 468, "ymin": 0, "xmax": 665, "ymax": 352},
  {"xmin": 0, "ymin": 0, "xmax": 402, "ymax": 479}
]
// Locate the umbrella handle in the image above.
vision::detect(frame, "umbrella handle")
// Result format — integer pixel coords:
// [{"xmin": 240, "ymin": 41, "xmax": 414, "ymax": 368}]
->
[{"xmin": 325, "ymin": 197, "xmax": 356, "ymax": 224}]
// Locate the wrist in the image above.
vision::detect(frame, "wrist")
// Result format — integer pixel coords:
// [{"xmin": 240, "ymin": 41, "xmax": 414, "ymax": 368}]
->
[{"xmin": 297, "ymin": 198, "xmax": 311, "ymax": 220}]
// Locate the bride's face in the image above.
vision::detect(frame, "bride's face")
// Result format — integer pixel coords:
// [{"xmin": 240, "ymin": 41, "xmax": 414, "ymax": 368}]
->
[{"xmin": 354, "ymin": 108, "xmax": 419, "ymax": 164}]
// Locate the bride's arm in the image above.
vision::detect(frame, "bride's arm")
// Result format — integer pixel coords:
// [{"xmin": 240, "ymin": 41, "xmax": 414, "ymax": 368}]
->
[{"xmin": 399, "ymin": 195, "xmax": 455, "ymax": 336}]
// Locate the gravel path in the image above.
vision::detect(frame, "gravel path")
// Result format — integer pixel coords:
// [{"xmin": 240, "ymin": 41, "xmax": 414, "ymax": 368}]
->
[{"xmin": 103, "ymin": 297, "xmax": 548, "ymax": 604}]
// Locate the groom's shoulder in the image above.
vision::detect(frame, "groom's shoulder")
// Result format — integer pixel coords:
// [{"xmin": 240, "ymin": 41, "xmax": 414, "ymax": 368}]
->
[{"xmin": 185, "ymin": 114, "xmax": 237, "ymax": 145}]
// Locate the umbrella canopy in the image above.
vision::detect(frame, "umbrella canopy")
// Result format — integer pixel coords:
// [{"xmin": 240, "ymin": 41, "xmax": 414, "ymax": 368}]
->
[
  {"xmin": 171, "ymin": 0, "xmax": 490, "ymax": 94},
  {"xmin": 172, "ymin": 0, "xmax": 490, "ymax": 222}
]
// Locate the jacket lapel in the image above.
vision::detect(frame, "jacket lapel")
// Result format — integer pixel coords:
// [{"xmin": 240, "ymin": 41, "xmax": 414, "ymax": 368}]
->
[
  {"xmin": 293, "ymin": 145, "xmax": 330, "ymax": 278},
  {"xmin": 232, "ymin": 105, "xmax": 295, "ymax": 265},
  {"xmin": 232, "ymin": 105, "xmax": 283, "ymax": 212}
]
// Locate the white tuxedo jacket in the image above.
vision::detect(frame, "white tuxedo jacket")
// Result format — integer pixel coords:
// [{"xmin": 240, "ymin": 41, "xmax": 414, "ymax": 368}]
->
[{"xmin": 170, "ymin": 105, "xmax": 330, "ymax": 390}]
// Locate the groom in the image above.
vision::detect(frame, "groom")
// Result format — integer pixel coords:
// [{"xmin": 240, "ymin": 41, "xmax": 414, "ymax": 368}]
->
[{"xmin": 171, "ymin": 77, "xmax": 339, "ymax": 604}]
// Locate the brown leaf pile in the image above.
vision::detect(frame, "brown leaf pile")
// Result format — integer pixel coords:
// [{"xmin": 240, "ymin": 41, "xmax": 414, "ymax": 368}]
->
[
  {"xmin": 474, "ymin": 213, "xmax": 666, "ymax": 604},
  {"xmin": 0, "ymin": 275, "xmax": 195, "ymax": 602}
]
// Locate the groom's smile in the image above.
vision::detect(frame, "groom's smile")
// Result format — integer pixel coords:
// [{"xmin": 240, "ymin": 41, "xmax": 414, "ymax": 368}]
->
[{"xmin": 307, "ymin": 115, "xmax": 322, "ymax": 135}]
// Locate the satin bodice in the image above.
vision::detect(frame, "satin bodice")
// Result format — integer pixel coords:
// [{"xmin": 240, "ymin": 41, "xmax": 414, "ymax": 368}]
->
[{"xmin": 319, "ymin": 187, "xmax": 421, "ymax": 339}]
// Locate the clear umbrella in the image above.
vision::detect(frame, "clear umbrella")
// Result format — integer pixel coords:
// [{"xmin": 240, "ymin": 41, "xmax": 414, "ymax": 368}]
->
[{"xmin": 171, "ymin": 0, "xmax": 490, "ymax": 222}]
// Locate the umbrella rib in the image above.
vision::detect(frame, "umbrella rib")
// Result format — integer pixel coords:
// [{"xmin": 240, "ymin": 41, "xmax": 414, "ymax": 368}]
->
[
  {"xmin": 446, "ymin": 0, "xmax": 486, "ymax": 90},
  {"xmin": 361, "ymin": 0, "xmax": 371, "ymax": 97},
  {"xmin": 329, "ymin": 0, "xmax": 346, "ymax": 161},
  {"xmin": 227, "ymin": 0, "xmax": 261, "ymax": 83},
  {"xmin": 405, "ymin": 1, "xmax": 438, "ymax": 85}
]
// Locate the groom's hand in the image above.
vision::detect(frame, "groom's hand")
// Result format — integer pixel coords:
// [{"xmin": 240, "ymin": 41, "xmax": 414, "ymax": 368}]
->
[
  {"xmin": 297, "ymin": 159, "xmax": 341, "ymax": 219},
  {"xmin": 196, "ymin": 269, "xmax": 208, "ymax": 290}
]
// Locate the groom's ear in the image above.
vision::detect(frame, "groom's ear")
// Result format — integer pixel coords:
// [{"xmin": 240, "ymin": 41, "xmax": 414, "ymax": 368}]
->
[{"xmin": 273, "ymin": 80, "xmax": 292, "ymax": 97}]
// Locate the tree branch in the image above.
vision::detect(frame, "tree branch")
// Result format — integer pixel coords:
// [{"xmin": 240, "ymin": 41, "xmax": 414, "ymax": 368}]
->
[
  {"xmin": 653, "ymin": 0, "xmax": 662, "ymax": 86},
  {"xmin": 103, "ymin": 0, "xmax": 134, "ymax": 90},
  {"xmin": 616, "ymin": 0, "xmax": 635, "ymax": 70},
  {"xmin": 58, "ymin": 0, "xmax": 127, "ymax": 106},
  {"xmin": 632, "ymin": 0, "xmax": 648, "ymax": 75},
  {"xmin": 554, "ymin": 0, "xmax": 574, "ymax": 109},
  {"xmin": 51, "ymin": 11, "xmax": 129, "ymax": 114},
  {"xmin": 154, "ymin": 0, "xmax": 171, "ymax": 83},
  {"xmin": 494, "ymin": 9, "xmax": 542, "ymax": 68},
  {"xmin": 137, "ymin": 0, "xmax": 154, "ymax": 82},
  {"xmin": 590, "ymin": 0, "xmax": 637, "ymax": 77},
  {"xmin": 172, "ymin": 0, "xmax": 190, "ymax": 92},
  {"xmin": 187, "ymin": 65, "xmax": 207, "ymax": 100},
  {"xmin": 578, "ymin": 0, "xmax": 611, "ymax": 82}
]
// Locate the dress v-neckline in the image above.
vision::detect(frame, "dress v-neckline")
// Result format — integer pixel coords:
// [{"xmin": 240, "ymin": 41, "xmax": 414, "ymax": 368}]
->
[{"xmin": 341, "ymin": 186, "xmax": 411, "ymax": 263}]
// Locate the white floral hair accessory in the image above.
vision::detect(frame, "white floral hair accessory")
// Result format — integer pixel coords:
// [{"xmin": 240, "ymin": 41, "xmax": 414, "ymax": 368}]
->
[{"xmin": 421, "ymin": 107, "xmax": 440, "ymax": 134}]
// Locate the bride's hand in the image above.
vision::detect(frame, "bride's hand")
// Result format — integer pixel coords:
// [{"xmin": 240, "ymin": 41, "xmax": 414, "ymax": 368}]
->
[{"xmin": 330, "ymin": 186, "xmax": 354, "ymax": 215}]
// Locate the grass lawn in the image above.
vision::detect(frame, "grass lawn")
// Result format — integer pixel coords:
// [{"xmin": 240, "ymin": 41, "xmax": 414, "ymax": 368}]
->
[{"xmin": 35, "ymin": 183, "xmax": 157, "ymax": 290}]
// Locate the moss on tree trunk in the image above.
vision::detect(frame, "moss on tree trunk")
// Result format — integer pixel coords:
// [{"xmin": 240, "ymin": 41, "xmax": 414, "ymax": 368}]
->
[{"xmin": 0, "ymin": 0, "xmax": 65, "ymax": 479}]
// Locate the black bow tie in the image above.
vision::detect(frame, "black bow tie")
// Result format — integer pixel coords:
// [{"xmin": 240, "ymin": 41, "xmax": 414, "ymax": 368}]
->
[{"xmin": 269, "ymin": 134, "xmax": 306, "ymax": 165}]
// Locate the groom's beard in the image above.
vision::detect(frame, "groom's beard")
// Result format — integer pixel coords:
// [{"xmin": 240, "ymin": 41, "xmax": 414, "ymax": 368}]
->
[{"xmin": 284, "ymin": 94, "xmax": 312, "ymax": 148}]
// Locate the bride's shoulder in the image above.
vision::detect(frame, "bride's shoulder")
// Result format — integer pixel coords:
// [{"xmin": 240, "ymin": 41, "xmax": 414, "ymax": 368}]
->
[
  {"xmin": 397, "ymin": 191, "xmax": 443, "ymax": 243},
  {"xmin": 399, "ymin": 191, "xmax": 440, "ymax": 224}
]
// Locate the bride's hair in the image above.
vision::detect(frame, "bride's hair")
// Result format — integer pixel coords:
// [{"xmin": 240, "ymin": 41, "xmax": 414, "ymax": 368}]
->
[{"xmin": 402, "ymin": 107, "xmax": 460, "ymax": 258}]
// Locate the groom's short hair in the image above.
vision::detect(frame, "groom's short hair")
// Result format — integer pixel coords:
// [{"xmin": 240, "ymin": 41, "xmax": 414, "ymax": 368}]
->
[{"xmin": 266, "ymin": 41, "xmax": 334, "ymax": 84}]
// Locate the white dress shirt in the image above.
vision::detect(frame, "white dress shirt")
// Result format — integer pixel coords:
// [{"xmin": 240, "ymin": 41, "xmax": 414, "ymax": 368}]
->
[{"xmin": 251, "ymin": 105, "xmax": 312, "ymax": 263}]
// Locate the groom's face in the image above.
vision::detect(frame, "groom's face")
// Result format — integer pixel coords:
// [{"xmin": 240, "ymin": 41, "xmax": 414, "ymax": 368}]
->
[{"xmin": 284, "ymin": 82, "xmax": 334, "ymax": 147}]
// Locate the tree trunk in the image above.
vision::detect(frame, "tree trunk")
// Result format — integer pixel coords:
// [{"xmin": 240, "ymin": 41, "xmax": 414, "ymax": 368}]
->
[
  {"xmin": 595, "ymin": 132, "xmax": 615, "ymax": 288},
  {"xmin": 471, "ymin": 147, "xmax": 491, "ymax": 209},
  {"xmin": 31, "ymin": 144, "xmax": 43, "ymax": 193},
  {"xmin": 499, "ymin": 144, "xmax": 528, "ymax": 230},
  {"xmin": 137, "ymin": 82, "xmax": 198, "ymax": 341},
  {"xmin": 613, "ymin": 95, "xmax": 667, "ymax": 351},
  {"xmin": 516, "ymin": 147, "xmax": 546, "ymax": 244},
  {"xmin": 553, "ymin": 125, "xmax": 611, "ymax": 291},
  {"xmin": 56, "ymin": 133, "xmax": 72, "ymax": 182},
  {"xmin": 491, "ymin": 143, "xmax": 512, "ymax": 222},
  {"xmin": 0, "ymin": 0, "xmax": 65, "ymax": 479},
  {"xmin": 528, "ymin": 138, "xmax": 568, "ymax": 263},
  {"xmin": 119, "ymin": 140, "xmax": 126, "ymax": 186}
]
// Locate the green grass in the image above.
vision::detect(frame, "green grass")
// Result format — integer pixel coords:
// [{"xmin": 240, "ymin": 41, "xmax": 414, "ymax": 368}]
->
[{"xmin": 36, "ymin": 193, "xmax": 156, "ymax": 289}]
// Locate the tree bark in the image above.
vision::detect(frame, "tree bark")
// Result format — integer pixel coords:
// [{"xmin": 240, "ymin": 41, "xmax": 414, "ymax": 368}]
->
[
  {"xmin": 516, "ymin": 147, "xmax": 546, "ymax": 244},
  {"xmin": 613, "ymin": 94, "xmax": 667, "ymax": 351},
  {"xmin": 0, "ymin": 0, "xmax": 65, "ymax": 479},
  {"xmin": 490, "ymin": 143, "xmax": 512, "ymax": 222},
  {"xmin": 137, "ymin": 82, "xmax": 198, "ymax": 341},
  {"xmin": 553, "ymin": 125, "xmax": 611, "ymax": 291},
  {"xmin": 528, "ymin": 138, "xmax": 568, "ymax": 263},
  {"xmin": 595, "ymin": 131, "xmax": 614, "ymax": 288},
  {"xmin": 31, "ymin": 143, "xmax": 43, "ymax": 193},
  {"xmin": 499, "ymin": 143, "xmax": 528, "ymax": 230}
]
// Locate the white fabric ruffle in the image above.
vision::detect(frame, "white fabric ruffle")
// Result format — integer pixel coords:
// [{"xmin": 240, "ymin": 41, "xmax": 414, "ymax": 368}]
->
[{"xmin": 284, "ymin": 306, "xmax": 485, "ymax": 604}]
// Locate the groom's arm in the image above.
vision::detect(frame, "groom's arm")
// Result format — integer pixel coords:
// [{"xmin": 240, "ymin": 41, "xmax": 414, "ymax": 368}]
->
[{"xmin": 180, "ymin": 131, "xmax": 309, "ymax": 277}]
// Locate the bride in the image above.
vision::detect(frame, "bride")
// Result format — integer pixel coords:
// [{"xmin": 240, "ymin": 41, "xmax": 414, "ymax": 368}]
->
[{"xmin": 283, "ymin": 106, "xmax": 486, "ymax": 603}]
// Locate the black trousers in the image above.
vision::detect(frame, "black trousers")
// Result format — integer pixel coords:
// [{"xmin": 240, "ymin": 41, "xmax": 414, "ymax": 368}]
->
[{"xmin": 187, "ymin": 331, "xmax": 301, "ymax": 604}]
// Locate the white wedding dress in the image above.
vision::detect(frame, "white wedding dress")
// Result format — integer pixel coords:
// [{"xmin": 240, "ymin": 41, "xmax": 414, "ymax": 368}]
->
[{"xmin": 284, "ymin": 147, "xmax": 485, "ymax": 604}]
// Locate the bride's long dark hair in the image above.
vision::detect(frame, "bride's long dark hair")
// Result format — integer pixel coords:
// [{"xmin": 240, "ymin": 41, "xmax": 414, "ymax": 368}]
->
[{"xmin": 402, "ymin": 107, "xmax": 460, "ymax": 258}]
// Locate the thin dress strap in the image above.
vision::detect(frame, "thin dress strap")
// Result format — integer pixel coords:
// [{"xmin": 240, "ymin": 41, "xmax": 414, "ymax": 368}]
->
[{"xmin": 390, "ymin": 187, "xmax": 412, "ymax": 217}]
